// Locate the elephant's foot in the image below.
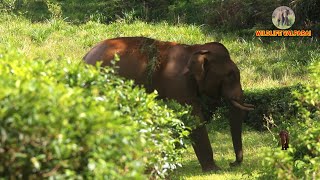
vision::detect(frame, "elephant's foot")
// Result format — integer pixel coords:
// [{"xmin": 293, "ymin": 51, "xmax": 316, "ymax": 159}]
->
[
  {"xmin": 202, "ymin": 164, "xmax": 221, "ymax": 172},
  {"xmin": 229, "ymin": 160, "xmax": 242, "ymax": 167}
]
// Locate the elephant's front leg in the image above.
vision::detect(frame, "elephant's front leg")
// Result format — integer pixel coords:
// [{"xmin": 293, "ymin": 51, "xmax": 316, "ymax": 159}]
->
[
  {"xmin": 189, "ymin": 103, "xmax": 221, "ymax": 172},
  {"xmin": 190, "ymin": 126, "xmax": 220, "ymax": 172}
]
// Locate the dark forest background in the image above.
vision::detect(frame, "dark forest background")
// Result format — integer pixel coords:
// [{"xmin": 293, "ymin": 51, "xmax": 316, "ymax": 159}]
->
[{"xmin": 1, "ymin": 0, "xmax": 319, "ymax": 34}]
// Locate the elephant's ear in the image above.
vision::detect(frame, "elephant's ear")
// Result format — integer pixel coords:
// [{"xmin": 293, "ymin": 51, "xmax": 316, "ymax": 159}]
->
[{"xmin": 187, "ymin": 50, "xmax": 210, "ymax": 82}]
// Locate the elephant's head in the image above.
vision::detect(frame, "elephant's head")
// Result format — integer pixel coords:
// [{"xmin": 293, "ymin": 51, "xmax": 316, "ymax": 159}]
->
[{"xmin": 187, "ymin": 45, "xmax": 254, "ymax": 165}]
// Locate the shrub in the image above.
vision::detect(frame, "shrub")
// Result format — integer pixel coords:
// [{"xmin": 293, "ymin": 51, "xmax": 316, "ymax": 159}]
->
[
  {"xmin": 262, "ymin": 62, "xmax": 320, "ymax": 179},
  {"xmin": 204, "ymin": 86, "xmax": 299, "ymax": 131},
  {"xmin": 0, "ymin": 50, "xmax": 192, "ymax": 179},
  {"xmin": 244, "ymin": 86, "xmax": 299, "ymax": 130}
]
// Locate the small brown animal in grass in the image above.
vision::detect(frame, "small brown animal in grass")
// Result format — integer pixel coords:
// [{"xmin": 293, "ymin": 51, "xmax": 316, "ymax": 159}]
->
[{"xmin": 279, "ymin": 130, "xmax": 289, "ymax": 150}]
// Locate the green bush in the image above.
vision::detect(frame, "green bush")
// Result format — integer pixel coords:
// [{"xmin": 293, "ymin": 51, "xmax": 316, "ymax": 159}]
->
[
  {"xmin": 204, "ymin": 86, "xmax": 299, "ymax": 131},
  {"xmin": 0, "ymin": 50, "xmax": 192, "ymax": 179},
  {"xmin": 262, "ymin": 62, "xmax": 320, "ymax": 179},
  {"xmin": 244, "ymin": 86, "xmax": 299, "ymax": 130}
]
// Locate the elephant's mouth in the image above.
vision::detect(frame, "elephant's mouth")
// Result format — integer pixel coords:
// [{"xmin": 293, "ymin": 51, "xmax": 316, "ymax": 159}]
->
[{"xmin": 230, "ymin": 99, "xmax": 254, "ymax": 111}]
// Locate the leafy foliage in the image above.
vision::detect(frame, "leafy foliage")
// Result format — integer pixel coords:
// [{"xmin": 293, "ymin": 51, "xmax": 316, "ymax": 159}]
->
[
  {"xmin": 1, "ymin": 0, "xmax": 319, "ymax": 32},
  {"xmin": 244, "ymin": 86, "xmax": 299, "ymax": 130},
  {"xmin": 0, "ymin": 50, "xmax": 193, "ymax": 179},
  {"xmin": 262, "ymin": 62, "xmax": 320, "ymax": 179},
  {"xmin": 200, "ymin": 86, "xmax": 300, "ymax": 131}
]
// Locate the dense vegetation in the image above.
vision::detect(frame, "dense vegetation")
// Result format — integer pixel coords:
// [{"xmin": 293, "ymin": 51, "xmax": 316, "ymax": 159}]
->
[
  {"xmin": 1, "ymin": 0, "xmax": 319, "ymax": 33},
  {"xmin": 0, "ymin": 50, "xmax": 195, "ymax": 178},
  {"xmin": 262, "ymin": 62, "xmax": 320, "ymax": 179},
  {"xmin": 0, "ymin": 0, "xmax": 319, "ymax": 179}
]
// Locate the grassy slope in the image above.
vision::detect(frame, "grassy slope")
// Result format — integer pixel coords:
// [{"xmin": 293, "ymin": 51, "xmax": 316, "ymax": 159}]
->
[{"xmin": 0, "ymin": 14, "xmax": 318, "ymax": 179}]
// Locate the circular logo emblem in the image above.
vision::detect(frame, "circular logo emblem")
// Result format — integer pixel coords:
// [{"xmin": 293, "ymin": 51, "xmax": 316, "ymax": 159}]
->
[{"xmin": 272, "ymin": 6, "xmax": 295, "ymax": 29}]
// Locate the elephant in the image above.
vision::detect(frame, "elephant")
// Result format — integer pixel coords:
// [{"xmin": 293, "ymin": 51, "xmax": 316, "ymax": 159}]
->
[
  {"xmin": 276, "ymin": 8, "xmax": 290, "ymax": 27},
  {"xmin": 279, "ymin": 130, "xmax": 289, "ymax": 150},
  {"xmin": 283, "ymin": 9, "xmax": 290, "ymax": 26},
  {"xmin": 83, "ymin": 37, "xmax": 254, "ymax": 172}
]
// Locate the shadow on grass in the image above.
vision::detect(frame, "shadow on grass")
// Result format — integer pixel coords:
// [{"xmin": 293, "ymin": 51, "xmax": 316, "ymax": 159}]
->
[{"xmin": 171, "ymin": 129, "xmax": 274, "ymax": 179}]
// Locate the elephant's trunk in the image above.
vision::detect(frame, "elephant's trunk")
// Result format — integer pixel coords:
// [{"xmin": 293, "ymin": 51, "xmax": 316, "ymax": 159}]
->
[
  {"xmin": 228, "ymin": 91, "xmax": 253, "ymax": 166},
  {"xmin": 228, "ymin": 102, "xmax": 247, "ymax": 166}
]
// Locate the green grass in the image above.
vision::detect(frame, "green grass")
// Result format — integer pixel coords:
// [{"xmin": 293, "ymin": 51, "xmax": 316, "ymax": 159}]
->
[
  {"xmin": 1, "ymin": 14, "xmax": 317, "ymax": 91},
  {"xmin": 0, "ymin": 13, "xmax": 319, "ymax": 179},
  {"xmin": 171, "ymin": 128, "xmax": 275, "ymax": 179}
]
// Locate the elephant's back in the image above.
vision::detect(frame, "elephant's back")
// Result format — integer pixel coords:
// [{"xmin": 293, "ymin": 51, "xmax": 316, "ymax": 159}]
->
[
  {"xmin": 84, "ymin": 37, "xmax": 148, "ymax": 65},
  {"xmin": 83, "ymin": 37, "xmax": 183, "ymax": 86}
]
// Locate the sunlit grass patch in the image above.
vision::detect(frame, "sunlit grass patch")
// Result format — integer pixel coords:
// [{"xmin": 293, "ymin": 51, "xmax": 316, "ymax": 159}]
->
[{"xmin": 171, "ymin": 129, "xmax": 274, "ymax": 179}]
